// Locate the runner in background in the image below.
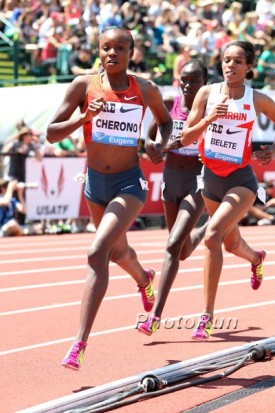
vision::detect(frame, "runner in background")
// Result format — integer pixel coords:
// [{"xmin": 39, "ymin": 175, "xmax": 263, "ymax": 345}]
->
[
  {"xmin": 46, "ymin": 26, "xmax": 173, "ymax": 370},
  {"xmin": 170, "ymin": 40, "xmax": 275, "ymax": 341},
  {"xmin": 138, "ymin": 59, "xmax": 209, "ymax": 336}
]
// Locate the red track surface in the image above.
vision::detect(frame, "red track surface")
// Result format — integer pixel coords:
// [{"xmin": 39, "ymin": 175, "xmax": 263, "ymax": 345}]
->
[{"xmin": 1, "ymin": 226, "xmax": 275, "ymax": 413}]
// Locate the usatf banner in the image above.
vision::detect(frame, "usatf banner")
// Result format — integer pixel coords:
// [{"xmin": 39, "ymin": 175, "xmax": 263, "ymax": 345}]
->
[
  {"xmin": 25, "ymin": 157, "xmax": 275, "ymax": 220},
  {"xmin": 25, "ymin": 157, "xmax": 165, "ymax": 220}
]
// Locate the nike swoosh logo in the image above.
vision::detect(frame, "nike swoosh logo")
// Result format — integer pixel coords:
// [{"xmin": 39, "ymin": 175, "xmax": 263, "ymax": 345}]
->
[
  {"xmin": 124, "ymin": 96, "xmax": 137, "ymax": 101},
  {"xmin": 121, "ymin": 185, "xmax": 135, "ymax": 190},
  {"xmin": 120, "ymin": 107, "xmax": 139, "ymax": 113},
  {"xmin": 226, "ymin": 129, "xmax": 241, "ymax": 135}
]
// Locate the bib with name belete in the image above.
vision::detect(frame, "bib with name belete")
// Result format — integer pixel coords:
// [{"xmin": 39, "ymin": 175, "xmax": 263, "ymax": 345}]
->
[{"xmin": 199, "ymin": 83, "xmax": 256, "ymax": 177}]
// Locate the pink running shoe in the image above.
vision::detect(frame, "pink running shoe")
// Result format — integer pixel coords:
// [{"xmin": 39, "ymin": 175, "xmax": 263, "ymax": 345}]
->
[
  {"xmin": 250, "ymin": 250, "xmax": 266, "ymax": 290},
  {"xmin": 61, "ymin": 340, "xmax": 87, "ymax": 370},
  {"xmin": 137, "ymin": 269, "xmax": 155, "ymax": 312},
  {"xmin": 191, "ymin": 313, "xmax": 212, "ymax": 341},
  {"xmin": 138, "ymin": 314, "xmax": 160, "ymax": 336}
]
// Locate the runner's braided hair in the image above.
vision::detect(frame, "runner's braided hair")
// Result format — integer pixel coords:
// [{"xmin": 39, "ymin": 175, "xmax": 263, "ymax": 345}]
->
[{"xmin": 98, "ymin": 26, "xmax": 134, "ymax": 50}]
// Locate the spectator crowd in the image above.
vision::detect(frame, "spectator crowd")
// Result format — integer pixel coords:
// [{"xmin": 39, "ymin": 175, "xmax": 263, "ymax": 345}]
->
[{"xmin": 0, "ymin": 0, "xmax": 274, "ymax": 87}]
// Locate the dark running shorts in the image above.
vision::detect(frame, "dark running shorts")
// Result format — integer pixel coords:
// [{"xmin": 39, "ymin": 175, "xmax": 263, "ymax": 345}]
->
[
  {"xmin": 161, "ymin": 165, "xmax": 203, "ymax": 203},
  {"xmin": 84, "ymin": 165, "xmax": 147, "ymax": 206},
  {"xmin": 202, "ymin": 165, "xmax": 258, "ymax": 202}
]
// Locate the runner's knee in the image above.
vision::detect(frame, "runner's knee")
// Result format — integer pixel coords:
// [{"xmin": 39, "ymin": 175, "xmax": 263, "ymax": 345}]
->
[
  {"xmin": 204, "ymin": 227, "xmax": 222, "ymax": 250},
  {"xmin": 87, "ymin": 243, "xmax": 110, "ymax": 268},
  {"xmin": 111, "ymin": 245, "xmax": 135, "ymax": 265}
]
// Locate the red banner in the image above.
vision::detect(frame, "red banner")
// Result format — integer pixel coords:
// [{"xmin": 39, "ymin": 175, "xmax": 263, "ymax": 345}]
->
[{"xmin": 26, "ymin": 157, "xmax": 275, "ymax": 220}]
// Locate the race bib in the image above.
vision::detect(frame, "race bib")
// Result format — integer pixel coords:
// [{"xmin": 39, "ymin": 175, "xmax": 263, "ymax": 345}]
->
[
  {"xmin": 204, "ymin": 125, "xmax": 246, "ymax": 164},
  {"xmin": 91, "ymin": 101, "xmax": 143, "ymax": 146}
]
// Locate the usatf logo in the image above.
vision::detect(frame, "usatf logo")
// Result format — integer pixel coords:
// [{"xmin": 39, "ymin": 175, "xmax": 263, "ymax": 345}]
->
[{"xmin": 41, "ymin": 165, "xmax": 64, "ymax": 198}]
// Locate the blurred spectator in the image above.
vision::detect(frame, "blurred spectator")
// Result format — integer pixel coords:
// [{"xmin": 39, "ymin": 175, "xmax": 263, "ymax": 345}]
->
[
  {"xmin": 62, "ymin": 0, "xmax": 83, "ymax": 27},
  {"xmin": 34, "ymin": 10, "xmax": 65, "ymax": 67},
  {"xmin": 173, "ymin": 5, "xmax": 191, "ymax": 37},
  {"xmin": 36, "ymin": 11, "xmax": 65, "ymax": 50},
  {"xmin": 17, "ymin": 7, "xmax": 39, "ymax": 69},
  {"xmin": 255, "ymin": 40, "xmax": 275, "ymax": 88},
  {"xmin": 2, "ymin": 119, "xmax": 38, "ymax": 148},
  {"xmin": 154, "ymin": 3, "xmax": 178, "ymax": 54},
  {"xmin": 197, "ymin": 0, "xmax": 216, "ymax": 27},
  {"xmin": 2, "ymin": 126, "xmax": 43, "ymax": 225},
  {"xmin": 136, "ymin": 16, "xmax": 158, "ymax": 54},
  {"xmin": 67, "ymin": 15, "xmax": 90, "ymax": 48},
  {"xmin": 128, "ymin": 36, "xmax": 152, "ymax": 80},
  {"xmin": 185, "ymin": 21, "xmax": 203, "ymax": 56},
  {"xmin": 2, "ymin": 2, "xmax": 23, "ymax": 38},
  {"xmin": 213, "ymin": 0, "xmax": 226, "ymax": 26},
  {"xmin": 227, "ymin": 14, "xmax": 242, "ymax": 41},
  {"xmin": 98, "ymin": 2, "xmax": 122, "ymax": 32},
  {"xmin": 214, "ymin": 26, "xmax": 232, "ymax": 52},
  {"xmin": 255, "ymin": 0, "xmax": 275, "ymax": 32},
  {"xmin": 4, "ymin": 127, "xmax": 43, "ymax": 184},
  {"xmin": 238, "ymin": 11, "xmax": 270, "ymax": 48},
  {"xmin": 210, "ymin": 25, "xmax": 233, "ymax": 82},
  {"xmin": 120, "ymin": 0, "xmax": 147, "ymax": 31},
  {"xmin": 262, "ymin": 72, "xmax": 275, "ymax": 90},
  {"xmin": 82, "ymin": 0, "xmax": 100, "ymax": 25},
  {"xmin": 48, "ymin": 136, "xmax": 83, "ymax": 157},
  {"xmin": 86, "ymin": 25, "xmax": 100, "ymax": 55},
  {"xmin": 172, "ymin": 43, "xmax": 193, "ymax": 87},
  {"xmin": 39, "ymin": 24, "xmax": 69, "ymax": 76},
  {"xmin": 222, "ymin": 1, "xmax": 242, "ymax": 27},
  {"xmin": 200, "ymin": 20, "xmax": 219, "ymax": 66},
  {"xmin": 0, "ymin": 179, "xmax": 25, "ymax": 237},
  {"xmin": 67, "ymin": 44, "xmax": 98, "ymax": 76},
  {"xmin": 147, "ymin": 0, "xmax": 162, "ymax": 19},
  {"xmin": 241, "ymin": 0, "xmax": 258, "ymax": 14},
  {"xmin": 18, "ymin": 7, "xmax": 38, "ymax": 44}
]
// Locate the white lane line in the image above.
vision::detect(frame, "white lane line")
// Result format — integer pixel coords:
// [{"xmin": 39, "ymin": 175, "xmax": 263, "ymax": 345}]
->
[
  {"xmin": 0, "ymin": 249, "xmax": 179, "ymax": 263},
  {"xmin": 1, "ymin": 237, "xmax": 275, "ymax": 255},
  {"xmin": 0, "ymin": 265, "xmax": 86, "ymax": 277},
  {"xmin": 0, "ymin": 277, "xmax": 126, "ymax": 292},
  {"xmin": 1, "ymin": 256, "xmax": 275, "ymax": 278},
  {"xmin": 0, "ymin": 245, "xmax": 169, "ymax": 256},
  {"xmin": 1, "ymin": 259, "xmax": 275, "ymax": 282},
  {"xmin": 1, "ymin": 275, "xmax": 275, "ymax": 315},
  {"xmin": 0, "ymin": 231, "xmax": 273, "ymax": 249},
  {"xmin": 1, "ymin": 300, "xmax": 275, "ymax": 356}
]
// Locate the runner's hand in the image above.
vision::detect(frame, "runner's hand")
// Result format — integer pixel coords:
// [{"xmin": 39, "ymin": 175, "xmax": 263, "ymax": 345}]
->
[
  {"xmin": 163, "ymin": 135, "xmax": 182, "ymax": 152},
  {"xmin": 253, "ymin": 145, "xmax": 273, "ymax": 165},
  {"xmin": 145, "ymin": 141, "xmax": 164, "ymax": 164},
  {"xmin": 84, "ymin": 97, "xmax": 105, "ymax": 121}
]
